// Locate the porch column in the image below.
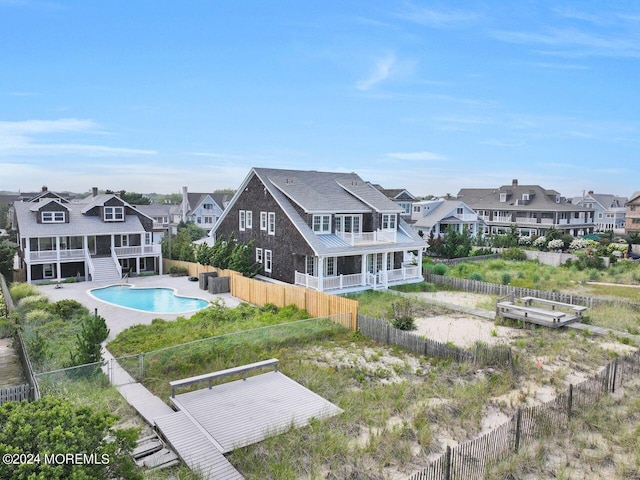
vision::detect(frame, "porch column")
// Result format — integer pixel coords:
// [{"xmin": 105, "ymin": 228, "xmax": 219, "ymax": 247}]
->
[
  {"xmin": 361, "ymin": 255, "xmax": 367, "ymax": 286},
  {"xmin": 55, "ymin": 236, "xmax": 61, "ymax": 282},
  {"xmin": 317, "ymin": 256, "xmax": 324, "ymax": 292},
  {"xmin": 25, "ymin": 239, "xmax": 32, "ymax": 283},
  {"xmin": 136, "ymin": 257, "xmax": 141, "ymax": 275},
  {"xmin": 382, "ymin": 252, "xmax": 388, "ymax": 287}
]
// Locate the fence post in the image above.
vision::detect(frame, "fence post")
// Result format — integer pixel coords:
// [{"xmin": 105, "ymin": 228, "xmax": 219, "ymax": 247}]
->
[
  {"xmin": 138, "ymin": 353, "xmax": 144, "ymax": 380},
  {"xmin": 612, "ymin": 358, "xmax": 618, "ymax": 393},
  {"xmin": 568, "ymin": 384, "xmax": 573, "ymax": 419},
  {"xmin": 604, "ymin": 362, "xmax": 611, "ymax": 394},
  {"xmin": 444, "ymin": 445, "xmax": 452, "ymax": 480},
  {"xmin": 514, "ymin": 407, "xmax": 522, "ymax": 453}
]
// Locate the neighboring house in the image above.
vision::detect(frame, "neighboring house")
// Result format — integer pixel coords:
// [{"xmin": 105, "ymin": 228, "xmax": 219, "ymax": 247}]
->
[
  {"xmin": 211, "ymin": 168, "xmax": 427, "ymax": 293},
  {"xmin": 12, "ymin": 188, "xmax": 162, "ymax": 284},
  {"xmin": 572, "ymin": 191, "xmax": 627, "ymax": 234},
  {"xmin": 410, "ymin": 199, "xmax": 483, "ymax": 238},
  {"xmin": 133, "ymin": 203, "xmax": 173, "ymax": 244},
  {"xmin": 457, "ymin": 179, "xmax": 595, "ymax": 237},
  {"xmin": 626, "ymin": 191, "xmax": 640, "ymax": 235},
  {"xmin": 372, "ymin": 185, "xmax": 417, "ymax": 219},
  {"xmin": 171, "ymin": 186, "xmax": 225, "ymax": 234}
]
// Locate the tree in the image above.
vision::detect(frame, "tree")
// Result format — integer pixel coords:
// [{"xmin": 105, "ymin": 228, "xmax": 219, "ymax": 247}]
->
[
  {"xmin": 0, "ymin": 203, "xmax": 9, "ymax": 229},
  {"xmin": 177, "ymin": 221, "xmax": 207, "ymax": 241},
  {"xmin": 229, "ymin": 240, "xmax": 262, "ymax": 277},
  {"xmin": 0, "ymin": 396, "xmax": 141, "ymax": 480},
  {"xmin": 441, "ymin": 226, "xmax": 473, "ymax": 258},
  {"xmin": 105, "ymin": 189, "xmax": 151, "ymax": 205},
  {"xmin": 70, "ymin": 311, "xmax": 109, "ymax": 366},
  {"xmin": 0, "ymin": 240, "xmax": 16, "ymax": 280},
  {"xmin": 210, "ymin": 235, "xmax": 235, "ymax": 269}
]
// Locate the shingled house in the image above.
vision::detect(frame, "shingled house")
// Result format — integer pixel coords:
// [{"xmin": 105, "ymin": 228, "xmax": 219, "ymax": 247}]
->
[
  {"xmin": 457, "ymin": 179, "xmax": 595, "ymax": 237},
  {"xmin": 12, "ymin": 188, "xmax": 162, "ymax": 283},
  {"xmin": 211, "ymin": 168, "xmax": 427, "ymax": 293}
]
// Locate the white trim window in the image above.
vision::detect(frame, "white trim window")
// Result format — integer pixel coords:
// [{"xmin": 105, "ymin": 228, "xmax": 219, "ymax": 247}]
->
[
  {"xmin": 43, "ymin": 263, "xmax": 55, "ymax": 279},
  {"xmin": 381, "ymin": 214, "xmax": 396, "ymax": 230},
  {"xmin": 312, "ymin": 214, "xmax": 331, "ymax": 233},
  {"xmin": 41, "ymin": 211, "xmax": 65, "ymax": 223},
  {"xmin": 239, "ymin": 210, "xmax": 246, "ymax": 231},
  {"xmin": 246, "ymin": 211, "xmax": 253, "ymax": 229},
  {"xmin": 104, "ymin": 206, "xmax": 124, "ymax": 222},
  {"xmin": 260, "ymin": 211, "xmax": 267, "ymax": 231},
  {"xmin": 268, "ymin": 212, "xmax": 275, "ymax": 235},
  {"xmin": 325, "ymin": 257, "xmax": 336, "ymax": 276},
  {"xmin": 264, "ymin": 249, "xmax": 273, "ymax": 272},
  {"xmin": 256, "ymin": 247, "xmax": 263, "ymax": 263}
]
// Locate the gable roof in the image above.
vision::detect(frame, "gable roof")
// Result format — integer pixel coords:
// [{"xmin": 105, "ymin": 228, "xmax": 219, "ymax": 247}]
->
[
  {"xmin": 213, "ymin": 167, "xmax": 425, "ymax": 256},
  {"xmin": 412, "ymin": 200, "xmax": 478, "ymax": 228},
  {"xmin": 372, "ymin": 185, "xmax": 417, "ymax": 201}
]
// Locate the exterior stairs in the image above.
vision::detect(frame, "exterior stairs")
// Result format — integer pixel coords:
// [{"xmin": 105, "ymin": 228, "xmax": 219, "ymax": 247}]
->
[{"xmin": 91, "ymin": 257, "xmax": 122, "ymax": 283}]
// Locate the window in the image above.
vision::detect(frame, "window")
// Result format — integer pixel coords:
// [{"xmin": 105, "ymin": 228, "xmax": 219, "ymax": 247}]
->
[
  {"xmin": 121, "ymin": 235, "xmax": 129, "ymax": 247},
  {"xmin": 203, "ymin": 203, "xmax": 213, "ymax": 210},
  {"xmin": 633, "ymin": 218, "xmax": 640, "ymax": 224},
  {"xmin": 204, "ymin": 216, "xmax": 213, "ymax": 224},
  {"xmin": 41, "ymin": 211, "xmax": 65, "ymax": 223},
  {"xmin": 268, "ymin": 212, "xmax": 275, "ymax": 235},
  {"xmin": 246, "ymin": 211, "xmax": 252, "ymax": 229},
  {"xmin": 264, "ymin": 249, "xmax": 272, "ymax": 272},
  {"xmin": 381, "ymin": 214, "xmax": 396, "ymax": 230},
  {"xmin": 196, "ymin": 217, "xmax": 202, "ymax": 224},
  {"xmin": 413, "ymin": 205, "xmax": 421, "ymax": 213},
  {"xmin": 305, "ymin": 256, "xmax": 316, "ymax": 275},
  {"xmin": 325, "ymin": 257, "xmax": 336, "ymax": 276},
  {"xmin": 239, "ymin": 210, "xmax": 246, "ymax": 231},
  {"xmin": 104, "ymin": 206, "xmax": 124, "ymax": 221},
  {"xmin": 399, "ymin": 202, "xmax": 411, "ymax": 215},
  {"xmin": 43, "ymin": 263, "xmax": 55, "ymax": 279},
  {"xmin": 499, "ymin": 193, "xmax": 507, "ymax": 202},
  {"xmin": 522, "ymin": 193, "xmax": 529, "ymax": 201},
  {"xmin": 145, "ymin": 232, "xmax": 152, "ymax": 245},
  {"xmin": 456, "ymin": 207, "xmax": 464, "ymax": 215},
  {"xmin": 335, "ymin": 214, "xmax": 361, "ymax": 233},
  {"xmin": 260, "ymin": 212, "xmax": 267, "ymax": 230},
  {"xmin": 256, "ymin": 247, "xmax": 263, "ymax": 263},
  {"xmin": 313, "ymin": 214, "xmax": 331, "ymax": 233}
]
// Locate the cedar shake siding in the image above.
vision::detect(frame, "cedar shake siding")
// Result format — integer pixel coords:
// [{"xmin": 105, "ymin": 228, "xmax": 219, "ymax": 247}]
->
[{"xmin": 215, "ymin": 174, "xmax": 313, "ymax": 282}]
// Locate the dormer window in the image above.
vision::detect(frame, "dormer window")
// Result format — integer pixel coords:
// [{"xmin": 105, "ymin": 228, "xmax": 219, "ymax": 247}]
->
[
  {"xmin": 104, "ymin": 206, "xmax": 124, "ymax": 222},
  {"xmin": 381, "ymin": 214, "xmax": 396, "ymax": 230},
  {"xmin": 42, "ymin": 211, "xmax": 65, "ymax": 223},
  {"xmin": 522, "ymin": 194, "xmax": 529, "ymax": 201},
  {"xmin": 313, "ymin": 214, "xmax": 331, "ymax": 233},
  {"xmin": 499, "ymin": 193, "xmax": 507, "ymax": 202}
]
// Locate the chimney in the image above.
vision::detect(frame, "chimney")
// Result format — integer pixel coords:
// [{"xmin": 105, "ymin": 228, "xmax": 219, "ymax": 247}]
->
[
  {"xmin": 41, "ymin": 185, "xmax": 48, "ymax": 192},
  {"xmin": 182, "ymin": 186, "xmax": 188, "ymax": 219},
  {"xmin": 512, "ymin": 179, "xmax": 518, "ymax": 187},
  {"xmin": 92, "ymin": 187, "xmax": 98, "ymax": 197}
]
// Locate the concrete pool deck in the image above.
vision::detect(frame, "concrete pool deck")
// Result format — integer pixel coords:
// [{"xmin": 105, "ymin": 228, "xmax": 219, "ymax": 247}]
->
[{"xmin": 38, "ymin": 274, "xmax": 242, "ymax": 340}]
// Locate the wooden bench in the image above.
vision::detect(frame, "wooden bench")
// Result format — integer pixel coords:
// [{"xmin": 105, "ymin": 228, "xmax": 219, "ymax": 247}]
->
[
  {"xmin": 170, "ymin": 358, "xmax": 279, "ymax": 398},
  {"xmin": 497, "ymin": 302, "xmax": 567, "ymax": 323},
  {"xmin": 520, "ymin": 297, "xmax": 587, "ymax": 317}
]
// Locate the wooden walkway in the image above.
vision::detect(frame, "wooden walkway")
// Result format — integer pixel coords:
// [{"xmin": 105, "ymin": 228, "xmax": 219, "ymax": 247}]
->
[
  {"xmin": 496, "ymin": 296, "xmax": 586, "ymax": 328},
  {"xmin": 155, "ymin": 368, "xmax": 343, "ymax": 479}
]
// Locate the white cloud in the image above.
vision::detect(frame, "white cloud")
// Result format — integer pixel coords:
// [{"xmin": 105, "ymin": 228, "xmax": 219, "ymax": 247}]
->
[
  {"xmin": 386, "ymin": 151, "xmax": 447, "ymax": 161},
  {"xmin": 0, "ymin": 118, "xmax": 155, "ymax": 157},
  {"xmin": 396, "ymin": 5, "xmax": 479, "ymax": 28},
  {"xmin": 356, "ymin": 54, "xmax": 396, "ymax": 91}
]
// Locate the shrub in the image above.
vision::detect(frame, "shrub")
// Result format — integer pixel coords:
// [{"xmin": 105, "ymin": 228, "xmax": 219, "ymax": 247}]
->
[
  {"xmin": 501, "ymin": 273, "xmax": 512, "ymax": 285},
  {"xmin": 390, "ymin": 298, "xmax": 417, "ymax": 331},
  {"xmin": 24, "ymin": 309, "xmax": 54, "ymax": 326},
  {"xmin": 469, "ymin": 272, "xmax": 484, "ymax": 282},
  {"xmin": 46, "ymin": 299, "xmax": 89, "ymax": 320},
  {"xmin": 501, "ymin": 247, "xmax": 527, "ymax": 261},
  {"xmin": 391, "ymin": 316, "xmax": 417, "ymax": 331},
  {"xmin": 471, "ymin": 247, "xmax": 493, "ymax": 256},
  {"xmin": 168, "ymin": 265, "xmax": 189, "ymax": 276},
  {"xmin": 432, "ymin": 264, "xmax": 448, "ymax": 276},
  {"xmin": 16, "ymin": 295, "xmax": 49, "ymax": 313},
  {"xmin": 9, "ymin": 283, "xmax": 40, "ymax": 303}
]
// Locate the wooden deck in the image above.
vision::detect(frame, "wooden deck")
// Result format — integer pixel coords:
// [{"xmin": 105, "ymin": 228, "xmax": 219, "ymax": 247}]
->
[
  {"xmin": 155, "ymin": 366, "xmax": 343, "ymax": 479},
  {"xmin": 496, "ymin": 296, "xmax": 586, "ymax": 328}
]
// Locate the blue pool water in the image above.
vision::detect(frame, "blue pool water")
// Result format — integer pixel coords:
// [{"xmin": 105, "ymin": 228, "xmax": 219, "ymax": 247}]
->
[{"xmin": 89, "ymin": 285, "xmax": 209, "ymax": 313}]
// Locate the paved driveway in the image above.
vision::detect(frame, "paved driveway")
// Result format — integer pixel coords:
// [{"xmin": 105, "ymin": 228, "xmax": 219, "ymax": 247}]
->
[{"xmin": 37, "ymin": 275, "xmax": 241, "ymax": 340}]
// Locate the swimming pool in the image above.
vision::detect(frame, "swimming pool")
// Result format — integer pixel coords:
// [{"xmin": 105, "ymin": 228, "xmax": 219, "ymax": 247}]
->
[{"xmin": 89, "ymin": 285, "xmax": 209, "ymax": 314}]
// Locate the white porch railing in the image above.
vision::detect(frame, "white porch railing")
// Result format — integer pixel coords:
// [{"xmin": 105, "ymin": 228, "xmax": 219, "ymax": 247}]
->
[
  {"xmin": 296, "ymin": 264, "xmax": 421, "ymax": 292},
  {"xmin": 111, "ymin": 248, "xmax": 123, "ymax": 278},
  {"xmin": 113, "ymin": 245, "xmax": 162, "ymax": 257},
  {"xmin": 336, "ymin": 229, "xmax": 397, "ymax": 246},
  {"xmin": 84, "ymin": 249, "xmax": 95, "ymax": 280},
  {"xmin": 29, "ymin": 248, "xmax": 85, "ymax": 262}
]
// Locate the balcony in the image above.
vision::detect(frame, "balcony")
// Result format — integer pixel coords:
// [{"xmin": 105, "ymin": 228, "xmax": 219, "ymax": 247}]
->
[
  {"xmin": 113, "ymin": 245, "xmax": 162, "ymax": 257},
  {"xmin": 28, "ymin": 248, "xmax": 85, "ymax": 262},
  {"xmin": 335, "ymin": 229, "xmax": 397, "ymax": 246}
]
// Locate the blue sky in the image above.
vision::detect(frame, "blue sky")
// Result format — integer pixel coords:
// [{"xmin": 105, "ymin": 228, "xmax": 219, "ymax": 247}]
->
[{"xmin": 1, "ymin": 1, "xmax": 639, "ymax": 198}]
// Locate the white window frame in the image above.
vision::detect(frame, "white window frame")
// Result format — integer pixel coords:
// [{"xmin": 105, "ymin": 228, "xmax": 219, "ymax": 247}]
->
[
  {"xmin": 256, "ymin": 247, "xmax": 263, "ymax": 263},
  {"xmin": 41, "ymin": 211, "xmax": 66, "ymax": 223},
  {"xmin": 246, "ymin": 211, "xmax": 253, "ymax": 229},
  {"xmin": 325, "ymin": 256, "xmax": 336, "ymax": 277},
  {"xmin": 264, "ymin": 249, "xmax": 272, "ymax": 272},
  {"xmin": 121, "ymin": 235, "xmax": 129, "ymax": 247},
  {"xmin": 268, "ymin": 212, "xmax": 275, "ymax": 235},
  {"xmin": 43, "ymin": 263, "xmax": 55, "ymax": 279},
  {"xmin": 456, "ymin": 207, "xmax": 464, "ymax": 215},
  {"xmin": 239, "ymin": 210, "xmax": 246, "ymax": 231},
  {"xmin": 260, "ymin": 211, "xmax": 267, "ymax": 231},
  {"xmin": 500, "ymin": 193, "xmax": 507, "ymax": 202},
  {"xmin": 381, "ymin": 214, "xmax": 396, "ymax": 230},
  {"xmin": 312, "ymin": 214, "xmax": 331, "ymax": 233},
  {"xmin": 104, "ymin": 206, "xmax": 124, "ymax": 222}
]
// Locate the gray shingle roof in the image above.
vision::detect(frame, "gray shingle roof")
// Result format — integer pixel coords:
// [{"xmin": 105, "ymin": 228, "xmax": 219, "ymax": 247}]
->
[{"xmin": 14, "ymin": 197, "xmax": 146, "ymax": 238}]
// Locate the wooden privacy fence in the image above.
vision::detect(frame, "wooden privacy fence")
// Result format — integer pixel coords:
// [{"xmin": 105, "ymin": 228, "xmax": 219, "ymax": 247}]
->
[
  {"xmin": 409, "ymin": 353, "xmax": 639, "ymax": 480},
  {"xmin": 163, "ymin": 260, "xmax": 358, "ymax": 330}
]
